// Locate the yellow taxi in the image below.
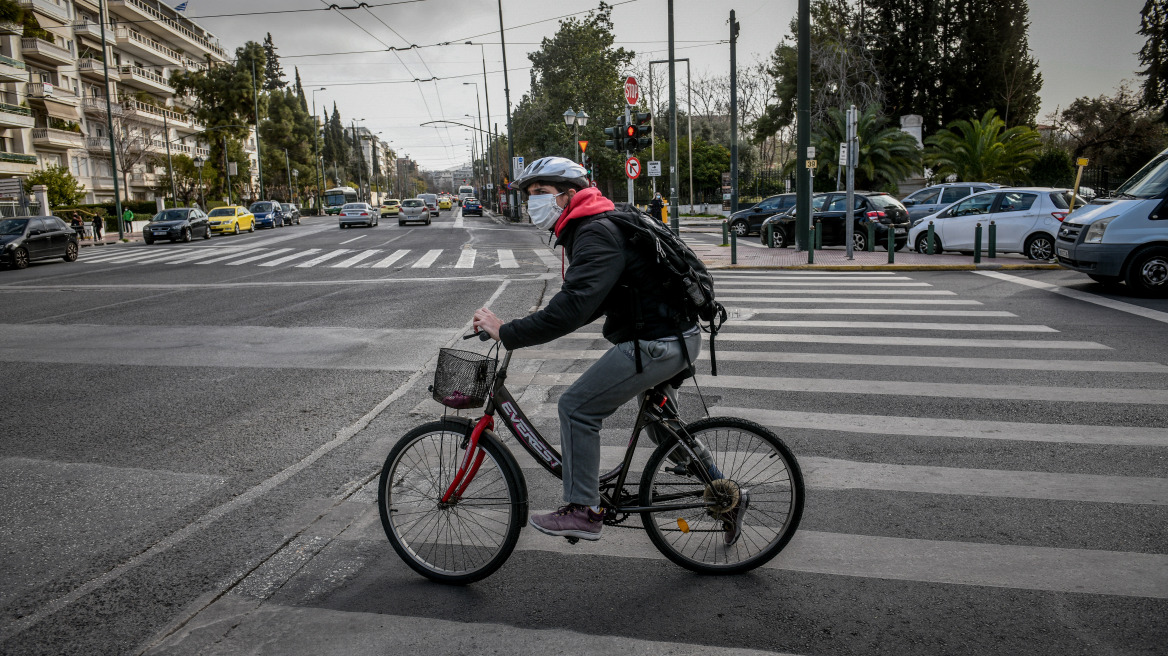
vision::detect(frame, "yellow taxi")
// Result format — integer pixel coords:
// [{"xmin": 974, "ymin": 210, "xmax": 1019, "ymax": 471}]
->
[
  {"xmin": 438, "ymin": 197, "xmax": 453, "ymax": 210},
  {"xmin": 380, "ymin": 199, "xmax": 402, "ymax": 217},
  {"xmin": 207, "ymin": 206, "xmax": 255, "ymax": 235}
]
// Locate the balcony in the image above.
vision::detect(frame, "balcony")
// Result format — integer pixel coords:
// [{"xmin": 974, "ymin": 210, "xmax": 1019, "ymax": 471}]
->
[
  {"xmin": 78, "ymin": 58, "xmax": 120, "ymax": 81},
  {"xmin": 21, "ymin": 37, "xmax": 74, "ymax": 67},
  {"xmin": 85, "ymin": 136, "xmax": 109, "ymax": 150},
  {"xmin": 32, "ymin": 127, "xmax": 84, "ymax": 150},
  {"xmin": 0, "ymin": 151, "xmax": 39, "ymax": 176},
  {"xmin": 0, "ymin": 20, "xmax": 21, "ymax": 35},
  {"xmin": 73, "ymin": 21, "xmax": 116, "ymax": 45},
  {"xmin": 27, "ymin": 82, "xmax": 79, "ymax": 106},
  {"xmin": 109, "ymin": 0, "xmax": 227, "ymax": 61},
  {"xmin": 194, "ymin": 145, "xmax": 210, "ymax": 158},
  {"xmin": 19, "ymin": 0, "xmax": 71, "ymax": 24},
  {"xmin": 0, "ymin": 54, "xmax": 27, "ymax": 83},
  {"xmin": 122, "ymin": 99, "xmax": 188, "ymax": 126},
  {"xmin": 114, "ymin": 27, "xmax": 181, "ymax": 66},
  {"xmin": 0, "ymin": 102, "xmax": 34, "ymax": 129},
  {"xmin": 82, "ymin": 96, "xmax": 123, "ymax": 116},
  {"xmin": 117, "ymin": 65, "xmax": 173, "ymax": 94}
]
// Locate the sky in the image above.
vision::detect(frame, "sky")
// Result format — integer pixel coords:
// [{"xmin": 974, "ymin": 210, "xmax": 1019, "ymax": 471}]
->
[{"xmin": 184, "ymin": 0, "xmax": 1150, "ymax": 170}]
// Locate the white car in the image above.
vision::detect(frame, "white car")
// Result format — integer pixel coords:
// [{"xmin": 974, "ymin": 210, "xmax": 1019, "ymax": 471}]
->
[
  {"xmin": 907, "ymin": 187, "xmax": 1076, "ymax": 260},
  {"xmin": 338, "ymin": 203, "xmax": 378, "ymax": 228},
  {"xmin": 398, "ymin": 198, "xmax": 431, "ymax": 226}
]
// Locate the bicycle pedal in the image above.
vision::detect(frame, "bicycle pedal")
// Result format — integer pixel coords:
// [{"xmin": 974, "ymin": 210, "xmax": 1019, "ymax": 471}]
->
[
  {"xmin": 665, "ymin": 464, "xmax": 690, "ymax": 476},
  {"xmin": 565, "ymin": 536, "xmax": 579, "ymax": 545}
]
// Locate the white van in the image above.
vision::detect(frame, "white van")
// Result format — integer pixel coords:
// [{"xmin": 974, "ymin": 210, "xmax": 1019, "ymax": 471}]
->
[
  {"xmin": 418, "ymin": 193, "xmax": 439, "ymax": 217},
  {"xmin": 1056, "ymin": 149, "xmax": 1168, "ymax": 296}
]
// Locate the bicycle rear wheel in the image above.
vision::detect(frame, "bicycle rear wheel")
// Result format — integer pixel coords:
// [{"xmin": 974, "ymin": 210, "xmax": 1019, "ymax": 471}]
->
[
  {"xmin": 639, "ymin": 417, "xmax": 804, "ymax": 574},
  {"xmin": 378, "ymin": 418, "xmax": 525, "ymax": 584}
]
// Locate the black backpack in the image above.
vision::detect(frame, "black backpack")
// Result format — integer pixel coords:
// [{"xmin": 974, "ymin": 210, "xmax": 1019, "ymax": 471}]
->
[{"xmin": 599, "ymin": 204, "xmax": 728, "ymax": 376}]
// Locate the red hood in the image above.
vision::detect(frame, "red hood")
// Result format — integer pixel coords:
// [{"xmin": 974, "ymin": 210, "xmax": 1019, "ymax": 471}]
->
[{"xmin": 553, "ymin": 187, "xmax": 615, "ymax": 237}]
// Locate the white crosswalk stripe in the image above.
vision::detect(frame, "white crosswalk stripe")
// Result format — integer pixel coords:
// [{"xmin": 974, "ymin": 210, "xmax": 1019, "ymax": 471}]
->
[
  {"xmin": 370, "ymin": 249, "xmax": 410, "ymax": 268},
  {"xmin": 196, "ymin": 247, "xmax": 268, "ymax": 264},
  {"xmin": 411, "ymin": 249, "xmax": 442, "ymax": 268},
  {"xmin": 454, "ymin": 248, "xmax": 476, "ymax": 268},
  {"xmin": 534, "ymin": 248, "xmax": 560, "ymax": 268},
  {"xmin": 294, "ymin": 250, "xmax": 352, "ymax": 267},
  {"xmin": 329, "ymin": 249, "xmax": 381, "ymax": 268},
  {"xmin": 91, "ymin": 246, "xmax": 579, "ymax": 271},
  {"xmin": 497, "ymin": 249, "xmax": 518, "ymax": 268},
  {"xmin": 225, "ymin": 248, "xmax": 294, "ymax": 265}
]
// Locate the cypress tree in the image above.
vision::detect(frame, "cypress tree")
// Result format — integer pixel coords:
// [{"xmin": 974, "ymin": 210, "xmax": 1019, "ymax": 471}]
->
[
  {"xmin": 262, "ymin": 33, "xmax": 286, "ymax": 91},
  {"xmin": 1139, "ymin": 0, "xmax": 1168, "ymax": 120},
  {"xmin": 294, "ymin": 67, "xmax": 308, "ymax": 112}
]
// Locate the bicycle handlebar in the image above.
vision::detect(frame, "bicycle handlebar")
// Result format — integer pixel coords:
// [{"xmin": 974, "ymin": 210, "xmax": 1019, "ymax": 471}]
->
[{"xmin": 463, "ymin": 331, "xmax": 491, "ymax": 341}]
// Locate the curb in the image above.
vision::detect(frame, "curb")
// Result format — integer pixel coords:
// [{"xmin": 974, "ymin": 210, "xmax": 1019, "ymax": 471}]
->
[
  {"xmin": 80, "ymin": 238, "xmax": 141, "ymax": 248},
  {"xmin": 708, "ymin": 263, "xmax": 1063, "ymax": 271}
]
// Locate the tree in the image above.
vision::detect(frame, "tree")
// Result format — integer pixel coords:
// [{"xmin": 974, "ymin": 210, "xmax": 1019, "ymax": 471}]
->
[
  {"xmin": 1050, "ymin": 85, "xmax": 1168, "ymax": 182},
  {"xmin": 1028, "ymin": 149, "xmax": 1074, "ymax": 188},
  {"xmin": 924, "ymin": 109, "xmax": 1041, "ymax": 184},
  {"xmin": 155, "ymin": 154, "xmax": 220, "ymax": 207},
  {"xmin": 259, "ymin": 89, "xmax": 318, "ymax": 201},
  {"xmin": 1139, "ymin": 0, "xmax": 1168, "ymax": 120},
  {"xmin": 510, "ymin": 2, "xmax": 633, "ymax": 191},
  {"xmin": 25, "ymin": 165, "xmax": 84, "ymax": 207},
  {"xmin": 262, "ymin": 33, "xmax": 286, "ymax": 91},
  {"xmin": 293, "ymin": 66, "xmax": 308, "ymax": 112},
  {"xmin": 803, "ymin": 105, "xmax": 922, "ymax": 193}
]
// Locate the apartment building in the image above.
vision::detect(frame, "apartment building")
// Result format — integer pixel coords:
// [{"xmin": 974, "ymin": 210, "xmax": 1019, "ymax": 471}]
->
[{"xmin": 0, "ymin": 0, "xmax": 255, "ymax": 208}]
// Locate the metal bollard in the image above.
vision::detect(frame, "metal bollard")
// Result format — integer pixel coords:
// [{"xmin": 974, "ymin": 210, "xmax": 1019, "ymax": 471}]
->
[
  {"xmin": 988, "ymin": 220, "xmax": 997, "ymax": 258},
  {"xmin": 867, "ymin": 221, "xmax": 875, "ymax": 252},
  {"xmin": 887, "ymin": 225, "xmax": 895, "ymax": 264},
  {"xmin": 807, "ymin": 226, "xmax": 815, "ymax": 264},
  {"xmin": 927, "ymin": 221, "xmax": 935, "ymax": 255},
  {"xmin": 974, "ymin": 222, "xmax": 982, "ymax": 264},
  {"xmin": 814, "ymin": 219, "xmax": 823, "ymax": 250},
  {"xmin": 721, "ymin": 220, "xmax": 729, "ymax": 246},
  {"xmin": 767, "ymin": 223, "xmax": 774, "ymax": 248},
  {"xmin": 731, "ymin": 230, "xmax": 737, "ymax": 265}
]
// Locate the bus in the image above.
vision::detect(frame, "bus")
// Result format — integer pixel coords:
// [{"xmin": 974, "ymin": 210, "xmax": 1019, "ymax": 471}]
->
[
  {"xmin": 323, "ymin": 186, "xmax": 358, "ymax": 215},
  {"xmin": 458, "ymin": 185, "xmax": 475, "ymax": 205}
]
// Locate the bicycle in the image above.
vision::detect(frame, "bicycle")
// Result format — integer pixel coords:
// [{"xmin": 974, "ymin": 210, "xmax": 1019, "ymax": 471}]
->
[{"xmin": 378, "ymin": 334, "xmax": 804, "ymax": 584}]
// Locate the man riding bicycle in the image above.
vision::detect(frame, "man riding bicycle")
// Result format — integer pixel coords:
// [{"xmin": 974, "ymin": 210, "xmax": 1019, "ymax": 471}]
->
[{"xmin": 472, "ymin": 156, "xmax": 746, "ymax": 545}]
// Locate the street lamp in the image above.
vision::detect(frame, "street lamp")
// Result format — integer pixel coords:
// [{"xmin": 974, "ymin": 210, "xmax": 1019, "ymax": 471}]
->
[
  {"xmin": 312, "ymin": 87, "xmax": 326, "ymax": 205},
  {"xmin": 193, "ymin": 155, "xmax": 205, "ymax": 209},
  {"xmin": 564, "ymin": 108, "xmax": 588, "ymax": 162}
]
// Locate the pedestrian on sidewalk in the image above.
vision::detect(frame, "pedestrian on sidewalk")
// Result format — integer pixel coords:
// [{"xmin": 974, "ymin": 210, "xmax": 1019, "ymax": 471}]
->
[
  {"xmin": 122, "ymin": 207, "xmax": 134, "ymax": 233},
  {"xmin": 649, "ymin": 192, "xmax": 665, "ymax": 223},
  {"xmin": 70, "ymin": 213, "xmax": 85, "ymax": 241},
  {"xmin": 91, "ymin": 213, "xmax": 103, "ymax": 243}
]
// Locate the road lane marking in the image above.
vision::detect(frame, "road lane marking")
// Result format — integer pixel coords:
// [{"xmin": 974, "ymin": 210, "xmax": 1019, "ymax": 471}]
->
[
  {"xmin": 557, "ymin": 330, "xmax": 1106, "ymax": 349},
  {"xmin": 411, "ymin": 249, "xmax": 442, "ymax": 268},
  {"xmin": 718, "ymin": 297, "xmax": 983, "ymax": 305},
  {"xmin": 225, "ymin": 248, "xmax": 294, "ymax": 265},
  {"xmin": 744, "ymin": 308, "xmax": 1016, "ymax": 317},
  {"xmin": 196, "ymin": 248, "xmax": 268, "ymax": 264},
  {"xmin": 370, "ymin": 249, "xmax": 410, "ymax": 268},
  {"xmin": 717, "ymin": 281, "xmax": 933, "ymax": 287},
  {"xmin": 147, "ymin": 248, "xmax": 231, "ymax": 264},
  {"xmin": 80, "ymin": 250, "xmax": 161, "ymax": 263},
  {"xmin": 254, "ymin": 249, "xmax": 325, "ymax": 267},
  {"xmin": 497, "ymin": 249, "xmax": 518, "ymax": 268},
  {"xmin": 715, "ymin": 272, "xmax": 900, "ymax": 277},
  {"xmin": 513, "ymin": 349, "xmax": 1163, "ymax": 372},
  {"xmin": 330, "ymin": 250, "xmax": 381, "ymax": 268},
  {"xmin": 720, "ymin": 288, "xmax": 957, "ymax": 296},
  {"xmin": 453, "ymin": 214, "xmax": 464, "ymax": 228},
  {"xmin": 339, "ymin": 235, "xmax": 366, "ymax": 245},
  {"xmin": 294, "ymin": 250, "xmax": 353, "ymax": 267},
  {"xmin": 730, "ymin": 319, "xmax": 1055, "ymax": 332},
  {"xmin": 534, "ymin": 248, "xmax": 560, "ymax": 268},
  {"xmin": 974, "ymin": 270, "xmax": 1168, "ymax": 325},
  {"xmin": 454, "ymin": 248, "xmax": 476, "ymax": 268}
]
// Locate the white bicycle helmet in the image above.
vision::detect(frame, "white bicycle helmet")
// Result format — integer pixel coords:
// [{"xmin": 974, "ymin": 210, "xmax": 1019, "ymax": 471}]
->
[{"xmin": 510, "ymin": 156, "xmax": 588, "ymax": 192}]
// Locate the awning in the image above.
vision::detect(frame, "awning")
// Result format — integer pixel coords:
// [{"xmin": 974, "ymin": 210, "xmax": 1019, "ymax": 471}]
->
[{"xmin": 41, "ymin": 100, "xmax": 77, "ymax": 120}]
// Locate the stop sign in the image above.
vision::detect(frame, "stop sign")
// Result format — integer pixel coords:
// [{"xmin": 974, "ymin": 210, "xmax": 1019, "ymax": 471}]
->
[{"xmin": 624, "ymin": 75, "xmax": 639, "ymax": 106}]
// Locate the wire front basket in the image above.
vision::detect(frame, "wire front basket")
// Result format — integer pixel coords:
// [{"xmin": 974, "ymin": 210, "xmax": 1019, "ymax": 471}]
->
[{"xmin": 432, "ymin": 347, "xmax": 498, "ymax": 409}]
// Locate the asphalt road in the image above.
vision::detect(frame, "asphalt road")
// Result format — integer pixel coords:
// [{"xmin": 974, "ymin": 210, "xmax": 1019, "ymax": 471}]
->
[{"xmin": 1, "ymin": 208, "xmax": 1165, "ymax": 655}]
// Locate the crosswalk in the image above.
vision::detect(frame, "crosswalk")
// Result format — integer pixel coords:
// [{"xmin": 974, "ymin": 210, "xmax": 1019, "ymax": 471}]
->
[{"xmin": 78, "ymin": 245, "xmax": 559, "ymax": 271}]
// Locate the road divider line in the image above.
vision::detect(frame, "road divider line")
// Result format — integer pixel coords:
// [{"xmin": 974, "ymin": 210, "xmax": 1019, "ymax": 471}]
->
[
  {"xmin": 455, "ymin": 248, "xmax": 476, "ymax": 269},
  {"xmin": 225, "ymin": 248, "xmax": 294, "ymax": 265},
  {"xmin": 497, "ymin": 249, "xmax": 519, "ymax": 269},
  {"xmin": 294, "ymin": 250, "xmax": 353, "ymax": 268},
  {"xmin": 339, "ymin": 235, "xmax": 366, "ymax": 245},
  {"xmin": 411, "ymin": 249, "xmax": 442, "ymax": 268},
  {"xmin": 330, "ymin": 250, "xmax": 382, "ymax": 268},
  {"xmin": 371, "ymin": 249, "xmax": 410, "ymax": 268}
]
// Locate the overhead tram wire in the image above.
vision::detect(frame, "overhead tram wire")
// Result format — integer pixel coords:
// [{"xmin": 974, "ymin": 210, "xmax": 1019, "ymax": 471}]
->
[{"xmin": 82, "ymin": 1, "xmax": 430, "ymax": 32}]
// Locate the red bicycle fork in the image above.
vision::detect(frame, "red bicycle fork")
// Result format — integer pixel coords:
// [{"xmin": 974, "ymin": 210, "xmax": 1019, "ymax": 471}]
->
[{"xmin": 439, "ymin": 414, "xmax": 493, "ymax": 504}]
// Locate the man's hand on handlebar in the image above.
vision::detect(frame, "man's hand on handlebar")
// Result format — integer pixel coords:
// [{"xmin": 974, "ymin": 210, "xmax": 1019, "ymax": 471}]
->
[{"xmin": 472, "ymin": 307, "xmax": 503, "ymax": 342}]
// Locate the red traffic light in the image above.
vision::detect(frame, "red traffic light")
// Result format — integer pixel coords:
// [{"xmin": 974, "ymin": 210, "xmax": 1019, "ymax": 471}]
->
[{"xmin": 624, "ymin": 125, "xmax": 636, "ymax": 139}]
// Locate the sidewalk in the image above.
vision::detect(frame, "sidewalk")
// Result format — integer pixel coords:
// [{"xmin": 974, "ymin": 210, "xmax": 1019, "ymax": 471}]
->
[{"xmin": 78, "ymin": 231, "xmax": 142, "ymax": 247}]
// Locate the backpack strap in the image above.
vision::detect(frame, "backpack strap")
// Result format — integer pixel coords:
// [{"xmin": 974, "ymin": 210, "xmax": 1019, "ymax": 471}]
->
[{"xmin": 631, "ymin": 287, "xmax": 645, "ymax": 374}]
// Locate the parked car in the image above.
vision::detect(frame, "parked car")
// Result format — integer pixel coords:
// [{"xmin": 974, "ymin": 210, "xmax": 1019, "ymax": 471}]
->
[
  {"xmin": 380, "ymin": 199, "xmax": 401, "ymax": 217},
  {"xmin": 758, "ymin": 194, "xmax": 829, "ymax": 246},
  {"xmin": 338, "ymin": 202, "xmax": 379, "ymax": 228},
  {"xmin": 901, "ymin": 182, "xmax": 1001, "ymax": 221},
  {"xmin": 760, "ymin": 192, "xmax": 911, "ymax": 251},
  {"xmin": 207, "ymin": 206, "xmax": 255, "ymax": 235},
  {"xmin": 398, "ymin": 198, "xmax": 430, "ymax": 226},
  {"xmin": 280, "ymin": 203, "xmax": 301, "ymax": 225},
  {"xmin": 249, "ymin": 201, "xmax": 284, "ymax": 229},
  {"xmin": 907, "ymin": 187, "xmax": 1075, "ymax": 259},
  {"xmin": 728, "ymin": 193, "xmax": 797, "ymax": 237},
  {"xmin": 1057, "ymin": 149, "xmax": 1168, "ymax": 295},
  {"xmin": 144, "ymin": 208, "xmax": 211, "ymax": 244},
  {"xmin": 462, "ymin": 197, "xmax": 483, "ymax": 216},
  {"xmin": 419, "ymin": 193, "xmax": 439, "ymax": 217},
  {"xmin": 0, "ymin": 216, "xmax": 79, "ymax": 269}
]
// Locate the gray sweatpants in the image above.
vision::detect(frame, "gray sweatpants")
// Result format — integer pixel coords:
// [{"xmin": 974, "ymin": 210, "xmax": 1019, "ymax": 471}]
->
[{"xmin": 557, "ymin": 331, "xmax": 702, "ymax": 506}]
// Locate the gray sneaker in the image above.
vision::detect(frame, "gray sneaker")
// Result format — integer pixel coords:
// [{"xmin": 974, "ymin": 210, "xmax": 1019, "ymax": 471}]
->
[
  {"xmin": 529, "ymin": 504, "xmax": 604, "ymax": 541},
  {"xmin": 723, "ymin": 490, "xmax": 750, "ymax": 546}
]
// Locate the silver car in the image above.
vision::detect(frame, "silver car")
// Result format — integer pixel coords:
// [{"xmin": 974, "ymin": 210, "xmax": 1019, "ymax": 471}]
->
[
  {"xmin": 338, "ymin": 203, "xmax": 378, "ymax": 229},
  {"xmin": 398, "ymin": 198, "xmax": 430, "ymax": 226}
]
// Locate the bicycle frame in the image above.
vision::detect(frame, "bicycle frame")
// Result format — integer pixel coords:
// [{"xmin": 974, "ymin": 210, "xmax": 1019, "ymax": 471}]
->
[{"xmin": 439, "ymin": 348, "xmax": 720, "ymax": 515}]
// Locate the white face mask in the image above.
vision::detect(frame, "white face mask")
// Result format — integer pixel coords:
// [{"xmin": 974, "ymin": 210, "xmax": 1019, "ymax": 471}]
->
[{"xmin": 527, "ymin": 192, "xmax": 564, "ymax": 230}]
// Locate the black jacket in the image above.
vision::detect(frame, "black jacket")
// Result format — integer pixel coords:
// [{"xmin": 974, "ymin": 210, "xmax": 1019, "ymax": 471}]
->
[{"xmin": 499, "ymin": 207, "xmax": 692, "ymax": 350}]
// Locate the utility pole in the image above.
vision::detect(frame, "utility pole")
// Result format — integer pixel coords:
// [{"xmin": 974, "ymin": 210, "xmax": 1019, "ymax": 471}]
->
[
  {"xmin": 285, "ymin": 149, "xmax": 293, "ymax": 203},
  {"xmin": 795, "ymin": 0, "xmax": 811, "ymax": 250},
  {"xmin": 729, "ymin": 9, "xmax": 740, "ymax": 215},
  {"xmin": 497, "ymin": 0, "xmax": 517, "ymax": 219},
  {"xmin": 163, "ymin": 113, "xmax": 176, "ymax": 207},
  {"xmin": 845, "ymin": 105, "xmax": 857, "ymax": 259},
  {"xmin": 667, "ymin": 0, "xmax": 680, "ymax": 236},
  {"xmin": 251, "ymin": 58, "xmax": 264, "ymax": 201},
  {"xmin": 97, "ymin": 0, "xmax": 123, "ymax": 238},
  {"xmin": 222, "ymin": 136, "xmax": 232, "ymax": 205}
]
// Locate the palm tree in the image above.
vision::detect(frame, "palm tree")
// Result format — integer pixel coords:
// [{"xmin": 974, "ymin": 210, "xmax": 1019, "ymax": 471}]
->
[
  {"xmin": 924, "ymin": 109, "xmax": 1041, "ymax": 184},
  {"xmin": 787, "ymin": 106, "xmax": 922, "ymax": 193}
]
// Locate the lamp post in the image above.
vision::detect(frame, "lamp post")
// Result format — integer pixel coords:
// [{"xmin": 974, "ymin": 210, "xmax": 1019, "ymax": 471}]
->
[
  {"xmin": 562, "ymin": 108, "xmax": 589, "ymax": 163},
  {"xmin": 351, "ymin": 118, "xmax": 366, "ymax": 203},
  {"xmin": 292, "ymin": 168, "xmax": 299, "ymax": 204},
  {"xmin": 312, "ymin": 87, "xmax": 326, "ymax": 206},
  {"xmin": 97, "ymin": 0, "xmax": 123, "ymax": 238},
  {"xmin": 193, "ymin": 155, "xmax": 205, "ymax": 209}
]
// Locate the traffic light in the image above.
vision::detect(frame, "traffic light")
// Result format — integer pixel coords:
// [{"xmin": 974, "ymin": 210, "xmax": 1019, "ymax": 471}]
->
[
  {"xmin": 634, "ymin": 112, "xmax": 652, "ymax": 149},
  {"xmin": 583, "ymin": 153, "xmax": 593, "ymax": 180},
  {"xmin": 604, "ymin": 115, "xmax": 628, "ymax": 151}
]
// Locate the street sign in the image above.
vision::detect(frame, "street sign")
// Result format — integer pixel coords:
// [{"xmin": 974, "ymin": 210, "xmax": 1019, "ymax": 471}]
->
[
  {"xmin": 513, "ymin": 156, "xmax": 524, "ymax": 173},
  {"xmin": 228, "ymin": 162, "xmax": 237, "ymax": 176},
  {"xmin": 648, "ymin": 160, "xmax": 661, "ymax": 177},
  {"xmin": 839, "ymin": 143, "xmax": 848, "ymax": 166},
  {"xmin": 486, "ymin": 183, "xmax": 494, "ymax": 189},
  {"xmin": 578, "ymin": 140, "xmax": 589, "ymax": 153},
  {"xmin": 625, "ymin": 157, "xmax": 641, "ymax": 179},
  {"xmin": 806, "ymin": 160, "xmax": 818, "ymax": 169},
  {"xmin": 806, "ymin": 146, "xmax": 816, "ymax": 159},
  {"xmin": 624, "ymin": 75, "xmax": 639, "ymax": 106}
]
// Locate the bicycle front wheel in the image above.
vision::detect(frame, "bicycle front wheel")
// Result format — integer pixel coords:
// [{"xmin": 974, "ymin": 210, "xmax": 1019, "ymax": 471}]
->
[
  {"xmin": 639, "ymin": 417, "xmax": 804, "ymax": 574},
  {"xmin": 378, "ymin": 418, "xmax": 524, "ymax": 584}
]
